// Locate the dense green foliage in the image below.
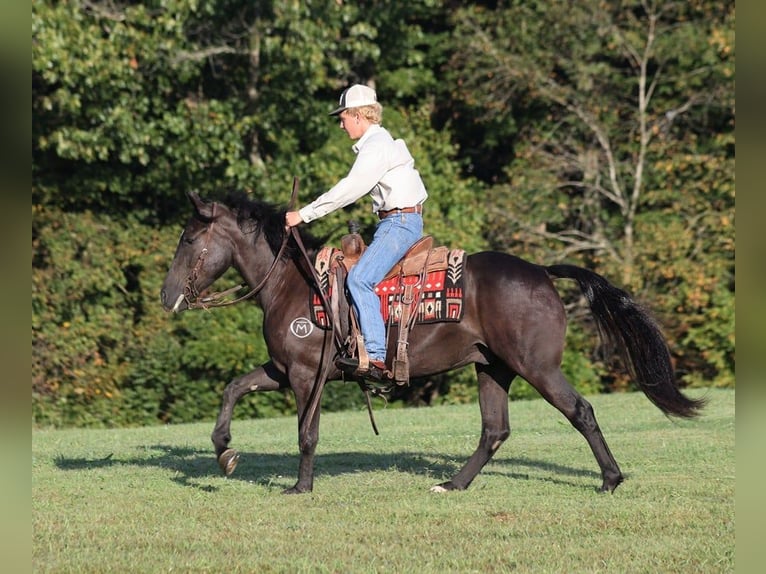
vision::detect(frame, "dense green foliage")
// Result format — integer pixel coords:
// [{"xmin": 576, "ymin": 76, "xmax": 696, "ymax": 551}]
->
[{"xmin": 32, "ymin": 0, "xmax": 735, "ymax": 427}]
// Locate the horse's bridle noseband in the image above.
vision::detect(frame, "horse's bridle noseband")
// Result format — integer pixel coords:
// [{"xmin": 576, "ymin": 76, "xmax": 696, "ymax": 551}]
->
[
  {"xmin": 181, "ymin": 203, "xmax": 216, "ymax": 309},
  {"xmin": 183, "ymin": 247, "xmax": 214, "ymax": 307}
]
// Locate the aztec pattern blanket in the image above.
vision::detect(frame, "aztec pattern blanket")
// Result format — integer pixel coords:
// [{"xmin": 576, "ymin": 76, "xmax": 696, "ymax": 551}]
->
[{"xmin": 310, "ymin": 249, "xmax": 466, "ymax": 328}]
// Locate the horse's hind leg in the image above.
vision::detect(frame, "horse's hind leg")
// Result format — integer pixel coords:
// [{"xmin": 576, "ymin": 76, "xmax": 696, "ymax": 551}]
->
[
  {"xmin": 211, "ymin": 361, "xmax": 288, "ymax": 476},
  {"xmin": 432, "ymin": 362, "xmax": 512, "ymax": 492},
  {"xmin": 528, "ymin": 368, "xmax": 623, "ymax": 492}
]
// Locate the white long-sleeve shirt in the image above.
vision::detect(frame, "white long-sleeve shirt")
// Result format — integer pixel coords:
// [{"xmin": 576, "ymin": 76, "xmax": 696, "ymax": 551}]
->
[{"xmin": 298, "ymin": 124, "xmax": 428, "ymax": 223}]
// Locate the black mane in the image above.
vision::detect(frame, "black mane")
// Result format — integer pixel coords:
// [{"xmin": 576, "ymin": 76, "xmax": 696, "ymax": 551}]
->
[{"xmin": 223, "ymin": 191, "xmax": 324, "ymax": 258}]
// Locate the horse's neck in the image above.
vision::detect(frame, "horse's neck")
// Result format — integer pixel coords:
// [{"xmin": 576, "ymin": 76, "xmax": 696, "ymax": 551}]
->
[{"xmin": 234, "ymin": 235, "xmax": 304, "ymax": 306}]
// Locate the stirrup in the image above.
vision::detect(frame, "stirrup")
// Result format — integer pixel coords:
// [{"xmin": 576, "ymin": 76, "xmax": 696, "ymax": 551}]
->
[
  {"xmin": 335, "ymin": 356, "xmax": 361, "ymax": 373},
  {"xmin": 336, "ymin": 356, "xmax": 392, "ymax": 382}
]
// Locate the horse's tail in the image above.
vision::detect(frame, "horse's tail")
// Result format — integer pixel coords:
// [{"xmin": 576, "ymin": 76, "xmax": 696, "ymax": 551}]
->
[{"xmin": 546, "ymin": 264, "xmax": 706, "ymax": 419}]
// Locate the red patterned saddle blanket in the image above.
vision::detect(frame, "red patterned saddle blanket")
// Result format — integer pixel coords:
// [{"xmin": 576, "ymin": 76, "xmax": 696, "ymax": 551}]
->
[{"xmin": 310, "ymin": 239, "xmax": 466, "ymax": 328}]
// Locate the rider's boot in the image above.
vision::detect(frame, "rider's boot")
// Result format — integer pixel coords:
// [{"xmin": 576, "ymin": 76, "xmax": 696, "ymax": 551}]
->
[{"xmin": 336, "ymin": 356, "xmax": 391, "ymax": 382}]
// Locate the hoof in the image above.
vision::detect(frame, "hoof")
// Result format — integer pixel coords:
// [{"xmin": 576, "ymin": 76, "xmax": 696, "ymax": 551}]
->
[
  {"xmin": 218, "ymin": 448, "xmax": 240, "ymax": 477},
  {"xmin": 599, "ymin": 475, "xmax": 624, "ymax": 493},
  {"xmin": 430, "ymin": 481, "xmax": 457, "ymax": 493},
  {"xmin": 282, "ymin": 483, "xmax": 312, "ymax": 495}
]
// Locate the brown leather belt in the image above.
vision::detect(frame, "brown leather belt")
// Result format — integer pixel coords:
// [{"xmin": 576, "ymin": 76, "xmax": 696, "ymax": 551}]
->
[{"xmin": 378, "ymin": 205, "xmax": 423, "ymax": 220}]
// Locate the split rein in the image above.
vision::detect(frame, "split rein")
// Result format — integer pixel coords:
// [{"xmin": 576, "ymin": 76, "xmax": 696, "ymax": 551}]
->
[
  {"xmin": 181, "ymin": 180, "xmax": 337, "ymax": 344},
  {"xmin": 182, "ymin": 179, "xmax": 302, "ymax": 311},
  {"xmin": 183, "ymin": 213, "xmax": 291, "ymax": 311},
  {"xmin": 180, "ymin": 178, "xmax": 379, "ymax": 434}
]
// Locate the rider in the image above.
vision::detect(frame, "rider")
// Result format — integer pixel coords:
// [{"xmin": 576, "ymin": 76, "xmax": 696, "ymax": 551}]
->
[{"xmin": 285, "ymin": 84, "xmax": 428, "ymax": 381}]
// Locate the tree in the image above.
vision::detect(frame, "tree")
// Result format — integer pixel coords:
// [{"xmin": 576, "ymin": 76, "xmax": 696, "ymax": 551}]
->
[
  {"xmin": 32, "ymin": 0, "xmax": 733, "ymax": 427},
  {"xmin": 447, "ymin": 0, "xmax": 734, "ymax": 388},
  {"xmin": 32, "ymin": 0, "xmax": 487, "ymax": 426}
]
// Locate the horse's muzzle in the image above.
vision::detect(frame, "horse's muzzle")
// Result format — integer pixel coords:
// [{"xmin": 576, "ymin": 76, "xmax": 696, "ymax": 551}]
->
[{"xmin": 160, "ymin": 288, "xmax": 187, "ymax": 313}]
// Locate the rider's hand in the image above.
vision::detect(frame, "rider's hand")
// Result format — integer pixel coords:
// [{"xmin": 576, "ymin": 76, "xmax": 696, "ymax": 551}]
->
[{"xmin": 285, "ymin": 211, "xmax": 303, "ymax": 228}]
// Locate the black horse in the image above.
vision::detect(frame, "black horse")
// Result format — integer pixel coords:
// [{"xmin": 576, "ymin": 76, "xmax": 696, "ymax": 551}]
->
[{"xmin": 160, "ymin": 191, "xmax": 704, "ymax": 494}]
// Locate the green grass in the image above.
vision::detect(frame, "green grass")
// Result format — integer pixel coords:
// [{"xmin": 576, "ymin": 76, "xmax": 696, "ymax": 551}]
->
[{"xmin": 33, "ymin": 389, "xmax": 733, "ymax": 573}]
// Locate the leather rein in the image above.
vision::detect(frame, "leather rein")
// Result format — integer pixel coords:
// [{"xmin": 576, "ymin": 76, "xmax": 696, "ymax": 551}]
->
[
  {"xmin": 183, "ymin": 178, "xmax": 343, "ymax": 351},
  {"xmin": 179, "ymin": 178, "xmax": 379, "ymax": 433},
  {"xmin": 184, "ymin": 179, "xmax": 300, "ymax": 311}
]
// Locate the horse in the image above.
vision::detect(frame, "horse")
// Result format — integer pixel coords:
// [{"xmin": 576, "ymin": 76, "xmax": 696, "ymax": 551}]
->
[{"xmin": 160, "ymin": 190, "xmax": 705, "ymax": 494}]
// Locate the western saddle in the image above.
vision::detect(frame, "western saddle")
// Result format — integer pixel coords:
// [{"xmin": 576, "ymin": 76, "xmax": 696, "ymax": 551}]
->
[{"xmin": 316, "ymin": 223, "xmax": 450, "ymax": 385}]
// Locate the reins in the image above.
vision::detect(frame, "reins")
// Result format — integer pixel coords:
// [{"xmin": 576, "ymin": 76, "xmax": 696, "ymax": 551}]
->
[
  {"xmin": 183, "ymin": 177, "xmax": 380, "ymax": 434},
  {"xmin": 189, "ymin": 242, "xmax": 288, "ymax": 310},
  {"xmin": 186, "ymin": 179, "xmax": 300, "ymax": 310},
  {"xmin": 286, "ymin": 192, "xmax": 380, "ymax": 435},
  {"xmin": 288, "ymin": 227, "xmax": 345, "ymax": 351}
]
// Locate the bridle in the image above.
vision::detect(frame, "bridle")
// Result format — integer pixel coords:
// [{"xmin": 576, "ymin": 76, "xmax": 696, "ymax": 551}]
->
[
  {"xmin": 188, "ymin": 192, "xmax": 343, "ymax": 347},
  {"xmin": 182, "ymin": 181, "xmax": 298, "ymax": 311},
  {"xmin": 179, "ymin": 177, "xmax": 379, "ymax": 433},
  {"xmin": 181, "ymin": 202, "xmax": 216, "ymax": 308}
]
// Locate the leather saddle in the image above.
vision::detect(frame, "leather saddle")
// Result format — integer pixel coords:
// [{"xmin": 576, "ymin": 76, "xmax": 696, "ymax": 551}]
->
[
  {"xmin": 314, "ymin": 224, "xmax": 452, "ymax": 385},
  {"xmin": 337, "ymin": 232, "xmax": 449, "ymax": 279}
]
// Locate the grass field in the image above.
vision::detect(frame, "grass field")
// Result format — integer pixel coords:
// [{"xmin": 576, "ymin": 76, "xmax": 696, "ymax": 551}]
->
[{"xmin": 33, "ymin": 388, "xmax": 733, "ymax": 573}]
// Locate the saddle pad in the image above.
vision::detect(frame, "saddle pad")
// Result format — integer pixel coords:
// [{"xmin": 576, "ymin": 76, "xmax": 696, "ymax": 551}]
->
[{"xmin": 311, "ymin": 249, "xmax": 466, "ymax": 327}]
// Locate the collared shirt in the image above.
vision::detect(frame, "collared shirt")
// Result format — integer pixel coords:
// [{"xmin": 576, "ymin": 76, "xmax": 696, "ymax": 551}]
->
[{"xmin": 298, "ymin": 124, "xmax": 428, "ymax": 223}]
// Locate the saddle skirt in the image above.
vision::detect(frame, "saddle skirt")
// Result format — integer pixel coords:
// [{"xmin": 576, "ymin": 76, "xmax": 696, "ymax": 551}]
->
[{"xmin": 310, "ymin": 233, "xmax": 466, "ymax": 329}]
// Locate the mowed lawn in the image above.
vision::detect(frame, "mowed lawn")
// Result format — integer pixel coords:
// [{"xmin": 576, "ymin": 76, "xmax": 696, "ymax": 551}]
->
[{"xmin": 33, "ymin": 388, "xmax": 733, "ymax": 573}]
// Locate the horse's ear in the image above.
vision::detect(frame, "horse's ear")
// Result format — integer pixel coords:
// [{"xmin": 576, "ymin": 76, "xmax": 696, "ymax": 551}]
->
[{"xmin": 186, "ymin": 190, "xmax": 215, "ymax": 219}]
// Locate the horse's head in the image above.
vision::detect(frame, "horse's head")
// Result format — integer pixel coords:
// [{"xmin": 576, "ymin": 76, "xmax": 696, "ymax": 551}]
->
[{"xmin": 160, "ymin": 191, "xmax": 235, "ymax": 313}]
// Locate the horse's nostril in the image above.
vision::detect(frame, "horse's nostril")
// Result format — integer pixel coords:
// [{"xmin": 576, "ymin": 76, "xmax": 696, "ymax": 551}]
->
[{"xmin": 160, "ymin": 288, "xmax": 167, "ymax": 306}]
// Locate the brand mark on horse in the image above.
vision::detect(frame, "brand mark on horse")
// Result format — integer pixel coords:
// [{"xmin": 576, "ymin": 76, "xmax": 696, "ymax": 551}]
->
[{"xmin": 289, "ymin": 317, "xmax": 314, "ymax": 339}]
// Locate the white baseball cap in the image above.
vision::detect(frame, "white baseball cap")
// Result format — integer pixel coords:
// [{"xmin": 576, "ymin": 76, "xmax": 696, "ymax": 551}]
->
[{"xmin": 329, "ymin": 84, "xmax": 377, "ymax": 116}]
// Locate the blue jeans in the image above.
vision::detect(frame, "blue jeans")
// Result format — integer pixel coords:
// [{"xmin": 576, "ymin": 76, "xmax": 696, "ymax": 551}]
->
[{"xmin": 347, "ymin": 212, "xmax": 423, "ymax": 362}]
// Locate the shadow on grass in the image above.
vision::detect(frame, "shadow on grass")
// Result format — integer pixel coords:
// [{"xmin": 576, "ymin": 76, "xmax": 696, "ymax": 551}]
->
[{"xmin": 53, "ymin": 445, "xmax": 601, "ymax": 493}]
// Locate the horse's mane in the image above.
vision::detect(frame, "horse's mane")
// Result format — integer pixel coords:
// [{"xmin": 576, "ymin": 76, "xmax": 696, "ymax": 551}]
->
[{"xmin": 223, "ymin": 191, "xmax": 324, "ymax": 258}]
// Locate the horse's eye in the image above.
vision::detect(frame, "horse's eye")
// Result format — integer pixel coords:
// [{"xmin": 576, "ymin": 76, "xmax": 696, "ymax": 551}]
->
[
  {"xmin": 181, "ymin": 229, "xmax": 197, "ymax": 245},
  {"xmin": 182, "ymin": 224, "xmax": 210, "ymax": 244}
]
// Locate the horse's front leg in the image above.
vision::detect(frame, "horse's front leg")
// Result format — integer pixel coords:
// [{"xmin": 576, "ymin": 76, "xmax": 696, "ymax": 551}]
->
[
  {"xmin": 282, "ymin": 370, "xmax": 327, "ymax": 495},
  {"xmin": 211, "ymin": 361, "xmax": 288, "ymax": 476}
]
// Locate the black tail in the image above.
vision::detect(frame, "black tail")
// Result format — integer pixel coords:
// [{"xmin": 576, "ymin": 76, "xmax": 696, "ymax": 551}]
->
[{"xmin": 546, "ymin": 264, "xmax": 705, "ymax": 419}]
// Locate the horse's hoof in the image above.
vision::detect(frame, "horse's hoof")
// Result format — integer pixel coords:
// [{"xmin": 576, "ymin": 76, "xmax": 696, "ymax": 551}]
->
[
  {"xmin": 430, "ymin": 481, "xmax": 456, "ymax": 493},
  {"xmin": 599, "ymin": 474, "xmax": 624, "ymax": 493},
  {"xmin": 218, "ymin": 448, "xmax": 240, "ymax": 476},
  {"xmin": 282, "ymin": 483, "xmax": 312, "ymax": 495}
]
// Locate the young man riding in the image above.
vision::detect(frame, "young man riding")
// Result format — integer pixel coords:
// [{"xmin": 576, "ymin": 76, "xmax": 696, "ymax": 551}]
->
[{"xmin": 284, "ymin": 84, "xmax": 428, "ymax": 381}]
